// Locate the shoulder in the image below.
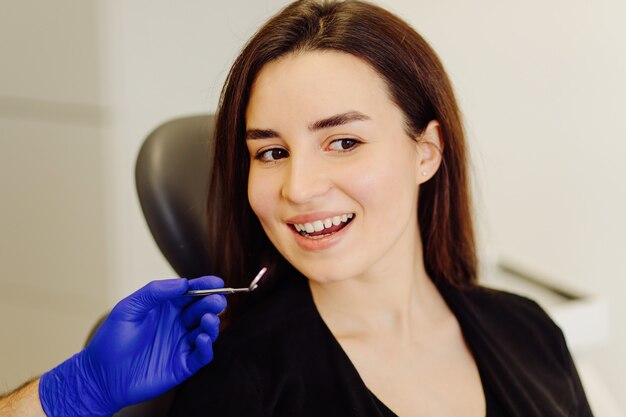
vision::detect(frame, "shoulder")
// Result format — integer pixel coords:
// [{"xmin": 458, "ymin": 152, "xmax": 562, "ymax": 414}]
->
[
  {"xmin": 445, "ymin": 284, "xmax": 593, "ymax": 415},
  {"xmin": 441, "ymin": 282, "xmax": 570, "ymax": 365},
  {"xmin": 455, "ymin": 283, "xmax": 547, "ymax": 313},
  {"xmin": 451, "ymin": 283, "xmax": 562, "ymax": 335}
]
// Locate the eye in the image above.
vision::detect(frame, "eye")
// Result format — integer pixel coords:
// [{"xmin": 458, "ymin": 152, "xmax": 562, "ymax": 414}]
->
[
  {"xmin": 255, "ymin": 147, "xmax": 289, "ymax": 162},
  {"xmin": 327, "ymin": 138, "xmax": 361, "ymax": 152}
]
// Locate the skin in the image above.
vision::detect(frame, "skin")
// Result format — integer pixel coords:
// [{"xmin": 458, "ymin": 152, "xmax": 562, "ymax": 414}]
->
[
  {"xmin": 0, "ymin": 379, "xmax": 45, "ymax": 417},
  {"xmin": 246, "ymin": 51, "xmax": 486, "ymax": 417}
]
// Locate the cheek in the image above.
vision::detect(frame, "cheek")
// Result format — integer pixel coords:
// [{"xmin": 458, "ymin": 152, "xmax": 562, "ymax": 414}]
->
[
  {"xmin": 248, "ymin": 171, "xmax": 277, "ymax": 226},
  {"xmin": 345, "ymin": 154, "xmax": 417, "ymax": 212}
]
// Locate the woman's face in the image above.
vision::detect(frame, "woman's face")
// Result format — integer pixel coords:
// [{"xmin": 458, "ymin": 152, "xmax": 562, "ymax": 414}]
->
[{"xmin": 245, "ymin": 51, "xmax": 425, "ymax": 284}]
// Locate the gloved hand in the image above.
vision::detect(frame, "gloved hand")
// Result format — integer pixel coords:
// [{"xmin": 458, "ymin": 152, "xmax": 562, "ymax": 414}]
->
[{"xmin": 39, "ymin": 276, "xmax": 226, "ymax": 417}]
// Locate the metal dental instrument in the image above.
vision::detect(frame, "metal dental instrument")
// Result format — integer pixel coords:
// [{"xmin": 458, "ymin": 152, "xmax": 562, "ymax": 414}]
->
[{"xmin": 184, "ymin": 267, "xmax": 267, "ymax": 296}]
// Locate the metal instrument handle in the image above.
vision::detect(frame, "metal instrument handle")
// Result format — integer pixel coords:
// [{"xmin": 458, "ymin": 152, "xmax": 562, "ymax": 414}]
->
[{"xmin": 185, "ymin": 287, "xmax": 250, "ymax": 296}]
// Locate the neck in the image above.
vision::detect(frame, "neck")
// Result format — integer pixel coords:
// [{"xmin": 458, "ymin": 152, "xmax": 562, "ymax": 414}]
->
[{"xmin": 308, "ymin": 234, "xmax": 448, "ymax": 341}]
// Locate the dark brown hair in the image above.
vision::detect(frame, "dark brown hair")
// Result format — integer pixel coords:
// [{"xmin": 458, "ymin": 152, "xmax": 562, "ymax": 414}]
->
[{"xmin": 206, "ymin": 0, "xmax": 477, "ymax": 321}]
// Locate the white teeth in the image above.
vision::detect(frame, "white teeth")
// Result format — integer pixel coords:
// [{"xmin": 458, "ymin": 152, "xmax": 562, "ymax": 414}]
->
[
  {"xmin": 312, "ymin": 220, "xmax": 324, "ymax": 232},
  {"xmin": 292, "ymin": 213, "xmax": 355, "ymax": 235}
]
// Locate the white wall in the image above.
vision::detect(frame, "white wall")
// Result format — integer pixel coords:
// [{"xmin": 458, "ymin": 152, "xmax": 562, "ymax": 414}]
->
[{"xmin": 0, "ymin": 0, "xmax": 109, "ymax": 391}]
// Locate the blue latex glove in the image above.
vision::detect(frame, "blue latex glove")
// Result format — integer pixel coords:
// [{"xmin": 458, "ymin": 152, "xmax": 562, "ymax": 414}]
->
[{"xmin": 39, "ymin": 276, "xmax": 226, "ymax": 417}]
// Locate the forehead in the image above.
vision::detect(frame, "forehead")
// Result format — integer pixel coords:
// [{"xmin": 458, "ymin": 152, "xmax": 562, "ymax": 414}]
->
[{"xmin": 245, "ymin": 51, "xmax": 398, "ymax": 127}]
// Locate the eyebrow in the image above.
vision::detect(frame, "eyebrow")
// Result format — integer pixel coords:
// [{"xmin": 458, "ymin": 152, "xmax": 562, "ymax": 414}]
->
[{"xmin": 245, "ymin": 111, "xmax": 370, "ymax": 140}]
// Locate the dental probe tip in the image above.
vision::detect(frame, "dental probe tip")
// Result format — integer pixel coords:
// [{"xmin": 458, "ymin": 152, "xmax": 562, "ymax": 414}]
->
[{"xmin": 249, "ymin": 267, "xmax": 268, "ymax": 291}]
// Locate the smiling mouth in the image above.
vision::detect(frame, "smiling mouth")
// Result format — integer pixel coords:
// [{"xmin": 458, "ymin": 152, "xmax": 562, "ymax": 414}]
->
[{"xmin": 289, "ymin": 213, "xmax": 355, "ymax": 239}]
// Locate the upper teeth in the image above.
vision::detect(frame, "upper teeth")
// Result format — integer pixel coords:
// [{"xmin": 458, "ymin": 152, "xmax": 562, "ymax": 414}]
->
[{"xmin": 293, "ymin": 213, "xmax": 354, "ymax": 233}]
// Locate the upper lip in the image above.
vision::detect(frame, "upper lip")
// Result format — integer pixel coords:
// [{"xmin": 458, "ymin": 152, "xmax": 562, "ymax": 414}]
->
[{"xmin": 285, "ymin": 211, "xmax": 355, "ymax": 224}]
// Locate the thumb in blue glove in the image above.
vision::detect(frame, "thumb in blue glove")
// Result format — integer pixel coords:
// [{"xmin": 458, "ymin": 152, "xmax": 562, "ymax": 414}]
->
[{"xmin": 39, "ymin": 276, "xmax": 226, "ymax": 417}]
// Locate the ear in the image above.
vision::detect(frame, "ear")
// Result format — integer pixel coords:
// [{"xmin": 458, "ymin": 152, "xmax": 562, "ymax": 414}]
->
[{"xmin": 415, "ymin": 120, "xmax": 443, "ymax": 185}]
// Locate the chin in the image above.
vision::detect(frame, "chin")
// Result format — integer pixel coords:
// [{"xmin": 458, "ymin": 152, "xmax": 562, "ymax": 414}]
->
[
  {"xmin": 270, "ymin": 230, "xmax": 365, "ymax": 284},
  {"xmin": 288, "ymin": 259, "xmax": 362, "ymax": 285}
]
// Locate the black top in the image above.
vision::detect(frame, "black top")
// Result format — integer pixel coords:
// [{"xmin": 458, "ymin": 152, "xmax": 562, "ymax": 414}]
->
[{"xmin": 169, "ymin": 275, "xmax": 593, "ymax": 417}]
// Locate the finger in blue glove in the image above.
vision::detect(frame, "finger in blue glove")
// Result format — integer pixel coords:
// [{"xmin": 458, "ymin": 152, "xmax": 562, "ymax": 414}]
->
[{"xmin": 39, "ymin": 276, "xmax": 226, "ymax": 417}]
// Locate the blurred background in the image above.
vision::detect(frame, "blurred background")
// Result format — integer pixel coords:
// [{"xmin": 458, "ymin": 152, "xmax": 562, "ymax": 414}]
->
[{"xmin": 1, "ymin": 0, "xmax": 624, "ymax": 413}]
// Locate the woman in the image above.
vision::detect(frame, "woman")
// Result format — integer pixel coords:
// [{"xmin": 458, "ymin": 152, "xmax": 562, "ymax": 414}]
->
[{"xmin": 169, "ymin": 1, "xmax": 592, "ymax": 416}]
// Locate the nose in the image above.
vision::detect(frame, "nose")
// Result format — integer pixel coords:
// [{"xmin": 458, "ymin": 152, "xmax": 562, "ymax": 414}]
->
[{"xmin": 280, "ymin": 155, "xmax": 332, "ymax": 204}]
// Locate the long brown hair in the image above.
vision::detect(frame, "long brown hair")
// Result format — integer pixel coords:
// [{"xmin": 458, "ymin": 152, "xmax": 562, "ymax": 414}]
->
[{"xmin": 206, "ymin": 0, "xmax": 477, "ymax": 321}]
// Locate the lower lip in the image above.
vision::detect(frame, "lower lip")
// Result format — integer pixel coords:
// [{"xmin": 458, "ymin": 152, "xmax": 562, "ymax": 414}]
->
[{"xmin": 290, "ymin": 219, "xmax": 353, "ymax": 251}]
